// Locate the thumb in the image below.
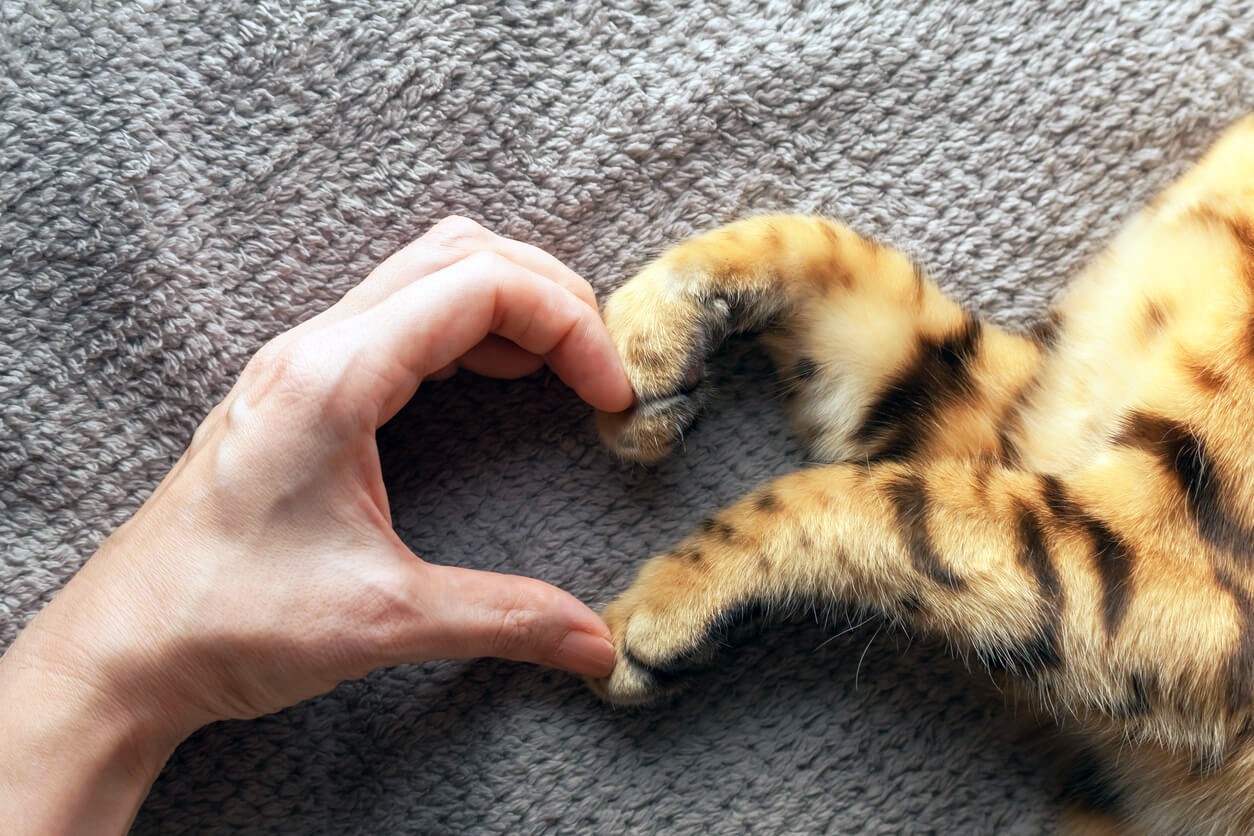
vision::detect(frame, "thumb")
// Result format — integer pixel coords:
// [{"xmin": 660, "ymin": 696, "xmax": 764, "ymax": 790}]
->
[{"xmin": 401, "ymin": 562, "xmax": 617, "ymax": 678}]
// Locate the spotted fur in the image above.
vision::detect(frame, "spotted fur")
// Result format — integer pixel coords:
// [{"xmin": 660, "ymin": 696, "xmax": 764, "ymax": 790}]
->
[{"xmin": 590, "ymin": 117, "xmax": 1254, "ymax": 835}]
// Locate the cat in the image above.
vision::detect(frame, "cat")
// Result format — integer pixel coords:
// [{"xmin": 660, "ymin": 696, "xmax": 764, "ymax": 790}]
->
[{"xmin": 587, "ymin": 116, "xmax": 1254, "ymax": 835}]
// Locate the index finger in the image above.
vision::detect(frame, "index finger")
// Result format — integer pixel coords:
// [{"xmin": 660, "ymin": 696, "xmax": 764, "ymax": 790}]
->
[
  {"xmin": 335, "ymin": 217, "xmax": 599, "ymax": 327},
  {"xmin": 264, "ymin": 217, "xmax": 603, "ymax": 363},
  {"xmin": 343, "ymin": 250, "xmax": 635, "ymax": 423}
]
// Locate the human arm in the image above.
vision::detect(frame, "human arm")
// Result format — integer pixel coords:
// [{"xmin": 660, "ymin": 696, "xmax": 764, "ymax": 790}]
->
[{"xmin": 0, "ymin": 217, "xmax": 633, "ymax": 834}]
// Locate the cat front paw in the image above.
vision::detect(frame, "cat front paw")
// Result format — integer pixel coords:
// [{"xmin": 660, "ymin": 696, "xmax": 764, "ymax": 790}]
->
[
  {"xmin": 596, "ymin": 262, "xmax": 720, "ymax": 464},
  {"xmin": 587, "ymin": 612, "xmax": 715, "ymax": 706},
  {"xmin": 595, "ymin": 388, "xmax": 704, "ymax": 465},
  {"xmin": 586, "ymin": 553, "xmax": 724, "ymax": 705}
]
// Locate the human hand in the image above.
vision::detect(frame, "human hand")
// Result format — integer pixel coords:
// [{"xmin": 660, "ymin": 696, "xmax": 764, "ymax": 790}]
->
[{"xmin": 0, "ymin": 217, "xmax": 633, "ymax": 833}]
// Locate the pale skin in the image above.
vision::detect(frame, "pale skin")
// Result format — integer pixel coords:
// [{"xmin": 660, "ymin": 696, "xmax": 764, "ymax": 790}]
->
[{"xmin": 0, "ymin": 217, "xmax": 634, "ymax": 835}]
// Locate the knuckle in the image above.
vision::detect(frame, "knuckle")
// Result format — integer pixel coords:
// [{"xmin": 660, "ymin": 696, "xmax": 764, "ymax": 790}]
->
[
  {"xmin": 244, "ymin": 337, "xmax": 332, "ymax": 403},
  {"xmin": 250, "ymin": 339, "xmax": 300, "ymax": 381},
  {"xmin": 430, "ymin": 214, "xmax": 489, "ymax": 246},
  {"xmin": 246, "ymin": 337, "xmax": 287, "ymax": 374},
  {"xmin": 399, "ymin": 216, "xmax": 500, "ymax": 273},
  {"xmin": 491, "ymin": 603, "xmax": 546, "ymax": 657}
]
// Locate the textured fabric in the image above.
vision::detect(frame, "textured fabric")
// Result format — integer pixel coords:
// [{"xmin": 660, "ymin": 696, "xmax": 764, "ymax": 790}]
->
[{"xmin": 2, "ymin": 1, "xmax": 1250, "ymax": 832}]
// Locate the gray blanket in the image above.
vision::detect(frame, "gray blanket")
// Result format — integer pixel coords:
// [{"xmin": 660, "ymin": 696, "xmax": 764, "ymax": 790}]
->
[{"xmin": 3, "ymin": 1, "xmax": 1250, "ymax": 832}]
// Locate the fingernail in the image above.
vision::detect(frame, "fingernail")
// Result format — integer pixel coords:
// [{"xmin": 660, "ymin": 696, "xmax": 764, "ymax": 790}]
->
[{"xmin": 556, "ymin": 631, "xmax": 616, "ymax": 677}]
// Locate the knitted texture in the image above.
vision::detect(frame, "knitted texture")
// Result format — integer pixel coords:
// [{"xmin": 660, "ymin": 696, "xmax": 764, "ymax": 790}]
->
[{"xmin": 2, "ymin": 1, "xmax": 1250, "ymax": 832}]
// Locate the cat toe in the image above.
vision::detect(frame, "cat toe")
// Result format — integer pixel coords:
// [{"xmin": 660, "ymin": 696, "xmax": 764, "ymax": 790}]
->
[
  {"xmin": 596, "ymin": 388, "xmax": 704, "ymax": 464},
  {"xmin": 588, "ymin": 636, "xmax": 714, "ymax": 705},
  {"xmin": 588, "ymin": 572, "xmax": 722, "ymax": 704},
  {"xmin": 586, "ymin": 648, "xmax": 669, "ymax": 706}
]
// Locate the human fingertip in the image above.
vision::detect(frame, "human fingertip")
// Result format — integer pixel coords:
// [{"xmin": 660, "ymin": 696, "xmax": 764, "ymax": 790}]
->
[
  {"xmin": 601, "ymin": 362, "xmax": 637, "ymax": 413},
  {"xmin": 559, "ymin": 350, "xmax": 636, "ymax": 413},
  {"xmin": 610, "ymin": 377, "xmax": 637, "ymax": 413},
  {"xmin": 587, "ymin": 340, "xmax": 636, "ymax": 413},
  {"xmin": 553, "ymin": 631, "xmax": 617, "ymax": 678},
  {"xmin": 589, "ymin": 383, "xmax": 636, "ymax": 416}
]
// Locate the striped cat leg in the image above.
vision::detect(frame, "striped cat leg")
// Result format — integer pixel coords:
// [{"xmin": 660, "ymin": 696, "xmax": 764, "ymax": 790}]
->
[
  {"xmin": 591, "ymin": 458, "xmax": 1065, "ymax": 705},
  {"xmin": 597, "ymin": 215, "xmax": 1043, "ymax": 464},
  {"xmin": 588, "ymin": 454, "xmax": 1247, "ymax": 775}
]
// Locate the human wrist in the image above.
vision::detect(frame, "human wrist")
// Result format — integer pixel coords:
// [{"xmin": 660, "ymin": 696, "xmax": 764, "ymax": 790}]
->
[{"xmin": 0, "ymin": 636, "xmax": 189, "ymax": 835}]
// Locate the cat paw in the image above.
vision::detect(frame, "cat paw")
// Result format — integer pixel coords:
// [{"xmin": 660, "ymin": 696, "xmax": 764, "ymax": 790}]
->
[
  {"xmin": 595, "ymin": 385, "xmax": 704, "ymax": 465},
  {"xmin": 586, "ymin": 554, "xmax": 722, "ymax": 705},
  {"xmin": 596, "ymin": 261, "xmax": 723, "ymax": 464}
]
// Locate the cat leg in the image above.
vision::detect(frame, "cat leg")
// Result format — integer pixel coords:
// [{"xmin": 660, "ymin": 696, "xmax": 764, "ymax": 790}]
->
[
  {"xmin": 597, "ymin": 215, "xmax": 1043, "ymax": 464},
  {"xmin": 591, "ymin": 458, "xmax": 1066, "ymax": 704},
  {"xmin": 587, "ymin": 452, "xmax": 1249, "ymax": 776}
]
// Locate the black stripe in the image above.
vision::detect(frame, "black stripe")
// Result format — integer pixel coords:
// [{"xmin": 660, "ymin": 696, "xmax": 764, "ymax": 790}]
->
[
  {"xmin": 1115, "ymin": 411, "xmax": 1253, "ymax": 556},
  {"xmin": 1040, "ymin": 474, "xmax": 1079, "ymax": 519},
  {"xmin": 1010, "ymin": 503, "xmax": 1064, "ymax": 673},
  {"xmin": 1040, "ymin": 475, "xmax": 1135, "ymax": 638},
  {"xmin": 885, "ymin": 476, "xmax": 965, "ymax": 589},
  {"xmin": 855, "ymin": 315, "xmax": 984, "ymax": 461},
  {"xmin": 979, "ymin": 503, "xmax": 1065, "ymax": 676},
  {"xmin": 1018, "ymin": 500, "xmax": 1060, "ymax": 594},
  {"xmin": 1214, "ymin": 567, "xmax": 1254, "ymax": 716},
  {"xmin": 1089, "ymin": 522, "xmax": 1135, "ymax": 638}
]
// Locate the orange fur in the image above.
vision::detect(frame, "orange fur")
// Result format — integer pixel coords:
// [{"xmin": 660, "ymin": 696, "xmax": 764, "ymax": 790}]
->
[{"xmin": 591, "ymin": 117, "xmax": 1254, "ymax": 834}]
